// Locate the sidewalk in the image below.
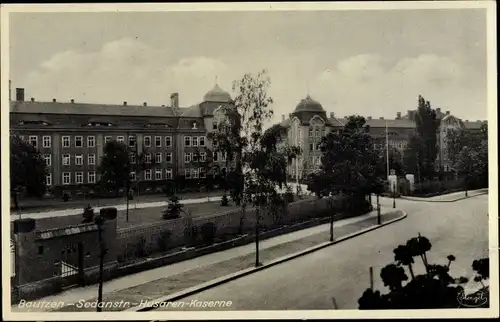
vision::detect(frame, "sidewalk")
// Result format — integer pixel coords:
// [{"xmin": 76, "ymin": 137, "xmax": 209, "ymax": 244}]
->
[
  {"xmin": 11, "ymin": 206, "xmax": 403, "ymax": 312},
  {"xmin": 400, "ymin": 189, "xmax": 488, "ymax": 202}
]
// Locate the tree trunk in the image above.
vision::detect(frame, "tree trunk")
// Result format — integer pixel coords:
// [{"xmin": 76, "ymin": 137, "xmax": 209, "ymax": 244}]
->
[{"xmin": 408, "ymin": 263, "xmax": 415, "ymax": 279}]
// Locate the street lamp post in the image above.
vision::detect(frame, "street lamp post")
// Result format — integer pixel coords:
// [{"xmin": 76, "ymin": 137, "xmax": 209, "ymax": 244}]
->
[
  {"xmin": 392, "ymin": 183, "xmax": 396, "ymax": 209},
  {"xmin": 255, "ymin": 185, "xmax": 262, "ymax": 267},
  {"xmin": 377, "ymin": 194, "xmax": 381, "ymax": 225},
  {"xmin": 95, "ymin": 213, "xmax": 106, "ymax": 312},
  {"xmin": 329, "ymin": 196, "xmax": 334, "ymax": 242}
]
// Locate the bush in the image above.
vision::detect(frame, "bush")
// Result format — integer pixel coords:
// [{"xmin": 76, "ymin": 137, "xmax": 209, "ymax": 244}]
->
[
  {"xmin": 135, "ymin": 236, "xmax": 147, "ymax": 258},
  {"xmin": 358, "ymin": 234, "xmax": 490, "ymax": 309},
  {"xmin": 285, "ymin": 185, "xmax": 295, "ymax": 203},
  {"xmin": 156, "ymin": 230, "xmax": 172, "ymax": 252},
  {"xmin": 81, "ymin": 205, "xmax": 95, "ymax": 223},
  {"xmin": 342, "ymin": 196, "xmax": 373, "ymax": 216},
  {"xmin": 183, "ymin": 225, "xmax": 199, "ymax": 247},
  {"xmin": 221, "ymin": 194, "xmax": 229, "ymax": 206},
  {"xmin": 200, "ymin": 222, "xmax": 217, "ymax": 245},
  {"xmin": 62, "ymin": 192, "xmax": 70, "ymax": 202},
  {"xmin": 162, "ymin": 195, "xmax": 183, "ymax": 220}
]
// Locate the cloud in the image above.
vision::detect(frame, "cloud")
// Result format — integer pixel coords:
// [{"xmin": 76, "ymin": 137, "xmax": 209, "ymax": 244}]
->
[{"xmin": 22, "ymin": 40, "xmax": 486, "ymax": 126}]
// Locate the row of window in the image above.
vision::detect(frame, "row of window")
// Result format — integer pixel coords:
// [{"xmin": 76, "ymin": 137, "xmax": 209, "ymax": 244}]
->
[
  {"xmin": 52, "ymin": 171, "xmax": 97, "ymax": 186},
  {"xmin": 56, "ymin": 154, "xmax": 96, "ymax": 166},
  {"xmin": 309, "ymin": 127, "xmax": 326, "ymax": 137}
]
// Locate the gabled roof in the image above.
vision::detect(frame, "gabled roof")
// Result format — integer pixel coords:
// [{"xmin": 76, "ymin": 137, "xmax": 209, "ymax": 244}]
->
[{"xmin": 10, "ymin": 101, "xmax": 177, "ymax": 117}]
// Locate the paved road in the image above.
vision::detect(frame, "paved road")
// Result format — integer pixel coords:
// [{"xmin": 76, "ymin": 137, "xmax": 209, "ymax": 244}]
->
[{"xmin": 155, "ymin": 194, "xmax": 489, "ymax": 311}]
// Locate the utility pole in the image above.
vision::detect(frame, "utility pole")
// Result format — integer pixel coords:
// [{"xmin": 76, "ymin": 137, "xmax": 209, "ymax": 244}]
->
[
  {"xmin": 377, "ymin": 194, "xmax": 381, "ymax": 225},
  {"xmin": 255, "ymin": 182, "xmax": 262, "ymax": 267},
  {"xmin": 329, "ymin": 195, "xmax": 334, "ymax": 242},
  {"xmin": 393, "ymin": 183, "xmax": 396, "ymax": 209}
]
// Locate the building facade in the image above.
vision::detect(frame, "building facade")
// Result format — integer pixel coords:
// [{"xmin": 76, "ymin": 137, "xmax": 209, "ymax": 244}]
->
[
  {"xmin": 278, "ymin": 95, "xmax": 487, "ymax": 179},
  {"xmin": 9, "ymin": 85, "xmax": 234, "ymax": 196}
]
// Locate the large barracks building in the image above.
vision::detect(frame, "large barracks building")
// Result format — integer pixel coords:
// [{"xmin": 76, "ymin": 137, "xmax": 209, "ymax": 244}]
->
[{"xmin": 10, "ymin": 84, "xmax": 486, "ymax": 194}]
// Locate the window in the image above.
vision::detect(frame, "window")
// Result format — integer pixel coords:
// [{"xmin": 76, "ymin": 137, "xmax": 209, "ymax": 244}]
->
[
  {"xmin": 62, "ymin": 172, "xmax": 71, "ymax": 185},
  {"xmin": 75, "ymin": 172, "xmax": 83, "ymax": 184},
  {"xmin": 199, "ymin": 136, "xmax": 206, "ymax": 147},
  {"xmin": 130, "ymin": 153, "xmax": 136, "ymax": 164},
  {"xmin": 221, "ymin": 152, "xmax": 227, "ymax": 162},
  {"xmin": 200, "ymin": 152, "xmax": 206, "ymax": 162},
  {"xmin": 193, "ymin": 153, "xmax": 198, "ymax": 162},
  {"xmin": 185, "ymin": 153, "xmax": 192, "ymax": 163},
  {"xmin": 88, "ymin": 171, "xmax": 96, "ymax": 184},
  {"xmin": 128, "ymin": 136, "xmax": 136, "ymax": 147},
  {"xmin": 45, "ymin": 173, "xmax": 52, "ymax": 186},
  {"xmin": 62, "ymin": 136, "xmax": 70, "ymax": 148},
  {"xmin": 309, "ymin": 143, "xmax": 314, "ymax": 151},
  {"xmin": 42, "ymin": 136, "xmax": 51, "ymax": 148},
  {"xmin": 213, "ymin": 151, "xmax": 219, "ymax": 162},
  {"xmin": 200, "ymin": 168, "xmax": 206, "ymax": 178},
  {"xmin": 29, "ymin": 136, "xmax": 38, "ymax": 148},
  {"xmin": 104, "ymin": 136, "xmax": 112, "ymax": 144},
  {"xmin": 213, "ymin": 122, "xmax": 218, "ymax": 130},
  {"xmin": 44, "ymin": 154, "xmax": 52, "ymax": 166},
  {"xmin": 165, "ymin": 152, "xmax": 172, "ymax": 163},
  {"xmin": 165, "ymin": 136, "xmax": 172, "ymax": 148},
  {"xmin": 192, "ymin": 137, "xmax": 199, "ymax": 147},
  {"xmin": 62, "ymin": 154, "xmax": 71, "ymax": 166},
  {"xmin": 315, "ymin": 129, "xmax": 320, "ymax": 137},
  {"xmin": 145, "ymin": 169, "xmax": 152, "ymax": 181},
  {"xmin": 185, "ymin": 169, "xmax": 191, "ymax": 179},
  {"xmin": 193, "ymin": 168, "xmax": 199, "ymax": 179},
  {"xmin": 145, "ymin": 153, "xmax": 152, "ymax": 164},
  {"xmin": 155, "ymin": 136, "xmax": 162, "ymax": 147},
  {"xmin": 117, "ymin": 136, "xmax": 124, "ymax": 143},
  {"xmin": 309, "ymin": 128, "xmax": 313, "ymax": 137},
  {"xmin": 20, "ymin": 135, "xmax": 24, "ymax": 141},
  {"xmin": 144, "ymin": 136, "xmax": 151, "ymax": 147},
  {"xmin": 130, "ymin": 172, "xmax": 136, "ymax": 181},
  {"xmin": 155, "ymin": 152, "xmax": 162, "ymax": 164},
  {"xmin": 88, "ymin": 153, "xmax": 96, "ymax": 165},
  {"xmin": 75, "ymin": 136, "xmax": 83, "ymax": 148},
  {"xmin": 155, "ymin": 169, "xmax": 162, "ymax": 180},
  {"xmin": 87, "ymin": 136, "xmax": 95, "ymax": 148},
  {"xmin": 75, "ymin": 154, "xmax": 83, "ymax": 165},
  {"xmin": 184, "ymin": 136, "xmax": 191, "ymax": 147},
  {"xmin": 165, "ymin": 169, "xmax": 173, "ymax": 180}
]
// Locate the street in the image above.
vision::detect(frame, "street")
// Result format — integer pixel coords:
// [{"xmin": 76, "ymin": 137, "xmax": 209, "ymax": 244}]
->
[{"xmin": 155, "ymin": 194, "xmax": 489, "ymax": 311}]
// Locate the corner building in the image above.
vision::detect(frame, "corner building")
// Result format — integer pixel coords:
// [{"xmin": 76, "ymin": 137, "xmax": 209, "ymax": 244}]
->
[
  {"xmin": 278, "ymin": 95, "xmax": 487, "ymax": 179},
  {"xmin": 9, "ymin": 85, "xmax": 235, "ymax": 196}
]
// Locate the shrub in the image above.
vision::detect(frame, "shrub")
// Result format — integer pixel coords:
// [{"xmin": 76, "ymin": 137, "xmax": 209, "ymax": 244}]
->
[
  {"xmin": 62, "ymin": 192, "xmax": 70, "ymax": 202},
  {"xmin": 162, "ymin": 195, "xmax": 183, "ymax": 219},
  {"xmin": 200, "ymin": 222, "xmax": 217, "ymax": 245},
  {"xmin": 358, "ymin": 234, "xmax": 489, "ymax": 309},
  {"xmin": 183, "ymin": 225, "xmax": 199, "ymax": 247},
  {"xmin": 221, "ymin": 194, "xmax": 229, "ymax": 206},
  {"xmin": 135, "ymin": 236, "xmax": 147, "ymax": 258},
  {"xmin": 156, "ymin": 230, "xmax": 172, "ymax": 252},
  {"xmin": 285, "ymin": 185, "xmax": 295, "ymax": 203},
  {"xmin": 81, "ymin": 205, "xmax": 95, "ymax": 223}
]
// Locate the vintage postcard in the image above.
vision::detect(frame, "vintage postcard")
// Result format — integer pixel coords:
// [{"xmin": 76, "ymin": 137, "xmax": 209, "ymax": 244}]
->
[{"xmin": 1, "ymin": 1, "xmax": 498, "ymax": 320}]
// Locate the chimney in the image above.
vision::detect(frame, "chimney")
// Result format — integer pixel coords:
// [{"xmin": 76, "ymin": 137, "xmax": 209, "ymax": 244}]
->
[
  {"xmin": 367, "ymin": 116, "xmax": 372, "ymax": 120},
  {"xmin": 30, "ymin": 98, "xmax": 35, "ymax": 102},
  {"xmin": 123, "ymin": 101, "xmax": 127, "ymax": 106},
  {"xmin": 143, "ymin": 102, "xmax": 147, "ymax": 106},
  {"xmin": 170, "ymin": 93, "xmax": 179, "ymax": 109},
  {"xmin": 330, "ymin": 112, "xmax": 335, "ymax": 119},
  {"xmin": 282, "ymin": 114, "xmax": 285, "ymax": 122},
  {"xmin": 16, "ymin": 88, "xmax": 25, "ymax": 101},
  {"xmin": 396, "ymin": 112, "xmax": 401, "ymax": 119},
  {"xmin": 70, "ymin": 99, "xmax": 74, "ymax": 103},
  {"xmin": 446, "ymin": 111, "xmax": 450, "ymax": 115},
  {"xmin": 52, "ymin": 98, "xmax": 56, "ymax": 102}
]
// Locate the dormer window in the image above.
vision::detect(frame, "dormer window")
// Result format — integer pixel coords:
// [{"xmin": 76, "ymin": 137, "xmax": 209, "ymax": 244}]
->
[
  {"xmin": 192, "ymin": 122, "xmax": 198, "ymax": 130},
  {"xmin": 84, "ymin": 121, "xmax": 116, "ymax": 127},
  {"xmin": 213, "ymin": 122, "xmax": 218, "ymax": 130},
  {"xmin": 17, "ymin": 120, "xmax": 51, "ymax": 126}
]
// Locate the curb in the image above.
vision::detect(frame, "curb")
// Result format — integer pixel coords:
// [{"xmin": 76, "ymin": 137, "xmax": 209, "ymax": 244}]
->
[
  {"xmin": 127, "ymin": 210, "xmax": 407, "ymax": 312},
  {"xmin": 401, "ymin": 191, "xmax": 488, "ymax": 203}
]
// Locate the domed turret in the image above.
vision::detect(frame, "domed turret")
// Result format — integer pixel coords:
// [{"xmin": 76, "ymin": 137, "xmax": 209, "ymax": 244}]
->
[
  {"xmin": 203, "ymin": 84, "xmax": 232, "ymax": 103},
  {"xmin": 294, "ymin": 95, "xmax": 324, "ymax": 113}
]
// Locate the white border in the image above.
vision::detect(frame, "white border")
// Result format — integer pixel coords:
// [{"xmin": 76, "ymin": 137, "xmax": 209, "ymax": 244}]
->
[{"xmin": 1, "ymin": 1, "xmax": 498, "ymax": 320}]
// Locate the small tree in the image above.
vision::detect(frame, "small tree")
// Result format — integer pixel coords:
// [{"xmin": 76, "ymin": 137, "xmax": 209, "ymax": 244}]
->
[
  {"xmin": 97, "ymin": 140, "xmax": 131, "ymax": 196},
  {"xmin": 162, "ymin": 195, "xmax": 184, "ymax": 220},
  {"xmin": 220, "ymin": 194, "xmax": 229, "ymax": 206},
  {"xmin": 10, "ymin": 133, "xmax": 47, "ymax": 210}
]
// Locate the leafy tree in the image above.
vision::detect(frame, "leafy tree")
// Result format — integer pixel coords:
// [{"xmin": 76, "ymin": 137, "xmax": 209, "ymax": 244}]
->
[
  {"xmin": 10, "ymin": 133, "xmax": 47, "ymax": 209},
  {"xmin": 358, "ymin": 234, "xmax": 489, "ymax": 309},
  {"xmin": 403, "ymin": 135, "xmax": 425, "ymax": 182},
  {"xmin": 455, "ymin": 144, "xmax": 488, "ymax": 190},
  {"xmin": 97, "ymin": 140, "xmax": 131, "ymax": 196}
]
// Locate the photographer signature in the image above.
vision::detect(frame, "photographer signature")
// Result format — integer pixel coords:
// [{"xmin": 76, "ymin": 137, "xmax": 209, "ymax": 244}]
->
[{"xmin": 457, "ymin": 289, "xmax": 488, "ymax": 308}]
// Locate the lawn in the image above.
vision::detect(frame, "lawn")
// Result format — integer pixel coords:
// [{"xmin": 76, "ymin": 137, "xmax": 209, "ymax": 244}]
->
[
  {"xmin": 27, "ymin": 199, "xmax": 241, "ymax": 231},
  {"xmin": 115, "ymin": 201, "xmax": 241, "ymax": 229}
]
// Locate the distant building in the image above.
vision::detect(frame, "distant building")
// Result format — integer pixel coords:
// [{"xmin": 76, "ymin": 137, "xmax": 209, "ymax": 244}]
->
[
  {"xmin": 277, "ymin": 95, "xmax": 486, "ymax": 178},
  {"xmin": 9, "ymin": 84, "xmax": 235, "ymax": 196}
]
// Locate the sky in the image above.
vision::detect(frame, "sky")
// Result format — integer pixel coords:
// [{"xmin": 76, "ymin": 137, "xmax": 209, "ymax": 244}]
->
[{"xmin": 9, "ymin": 8, "xmax": 489, "ymax": 124}]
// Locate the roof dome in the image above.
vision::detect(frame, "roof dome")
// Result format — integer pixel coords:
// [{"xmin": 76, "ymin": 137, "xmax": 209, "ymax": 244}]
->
[
  {"xmin": 203, "ymin": 84, "xmax": 232, "ymax": 103},
  {"xmin": 294, "ymin": 95, "xmax": 324, "ymax": 113}
]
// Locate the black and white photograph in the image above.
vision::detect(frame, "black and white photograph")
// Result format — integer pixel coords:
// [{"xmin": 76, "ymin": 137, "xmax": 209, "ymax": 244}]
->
[{"xmin": 1, "ymin": 2, "xmax": 498, "ymax": 320}]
